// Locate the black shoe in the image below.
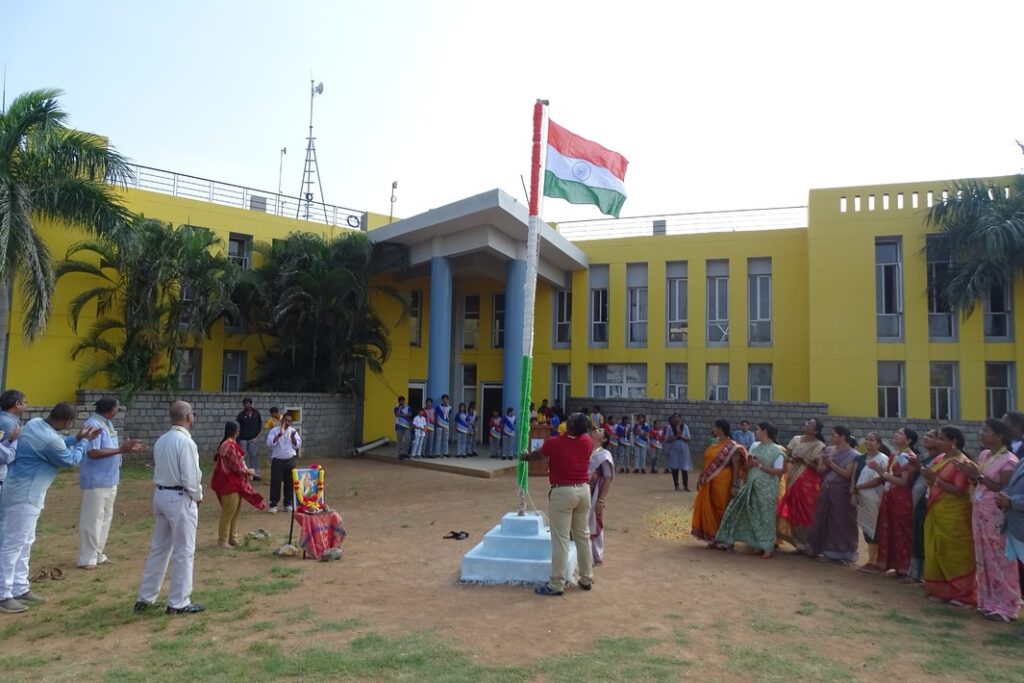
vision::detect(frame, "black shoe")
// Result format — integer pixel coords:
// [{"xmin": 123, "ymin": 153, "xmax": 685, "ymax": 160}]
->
[
  {"xmin": 252, "ymin": 475, "xmax": 262, "ymax": 482},
  {"xmin": 166, "ymin": 603, "xmax": 205, "ymax": 614},
  {"xmin": 133, "ymin": 600, "xmax": 155, "ymax": 614},
  {"xmin": 534, "ymin": 584, "xmax": 563, "ymax": 596},
  {"xmin": 578, "ymin": 581, "xmax": 593, "ymax": 591}
]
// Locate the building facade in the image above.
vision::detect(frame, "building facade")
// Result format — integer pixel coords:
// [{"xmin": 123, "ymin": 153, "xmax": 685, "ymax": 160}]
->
[{"xmin": 6, "ymin": 164, "xmax": 1021, "ymax": 446}]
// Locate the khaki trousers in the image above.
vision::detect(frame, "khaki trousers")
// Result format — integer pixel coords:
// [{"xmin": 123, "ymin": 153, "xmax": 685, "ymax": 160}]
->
[
  {"xmin": 218, "ymin": 493, "xmax": 242, "ymax": 544},
  {"xmin": 548, "ymin": 484, "xmax": 593, "ymax": 591},
  {"xmin": 78, "ymin": 486, "xmax": 117, "ymax": 567}
]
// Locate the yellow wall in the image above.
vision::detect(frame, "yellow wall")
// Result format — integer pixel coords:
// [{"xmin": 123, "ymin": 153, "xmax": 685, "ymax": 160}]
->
[
  {"xmin": 6, "ymin": 187, "xmax": 389, "ymax": 405},
  {"xmin": 807, "ymin": 178, "xmax": 1024, "ymax": 420}
]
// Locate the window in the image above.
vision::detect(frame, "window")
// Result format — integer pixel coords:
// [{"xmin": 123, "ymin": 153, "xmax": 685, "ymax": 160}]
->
[
  {"xmin": 462, "ymin": 364, "xmax": 477, "ymax": 406},
  {"xmin": 706, "ymin": 364, "xmax": 729, "ymax": 401},
  {"xmin": 227, "ymin": 233, "xmax": 252, "ymax": 269},
  {"xmin": 492, "ymin": 294, "xmax": 505, "ymax": 349},
  {"xmin": 175, "ymin": 348, "xmax": 201, "ymax": 391},
  {"xmin": 409, "ymin": 290, "xmax": 422, "ymax": 347},
  {"xmin": 666, "ymin": 261, "xmax": 688, "ymax": 344},
  {"xmin": 626, "ymin": 263, "xmax": 648, "ymax": 346},
  {"xmin": 748, "ymin": 364, "xmax": 773, "ymax": 402},
  {"xmin": 748, "ymin": 258, "xmax": 771, "ymax": 344},
  {"xmin": 929, "ymin": 362, "xmax": 958, "ymax": 420},
  {"xmin": 552, "ymin": 364, "xmax": 571, "ymax": 411},
  {"xmin": 554, "ymin": 289, "xmax": 572, "ymax": 346},
  {"xmin": 926, "ymin": 236, "xmax": 955, "ymax": 339},
  {"xmin": 666, "ymin": 363, "xmax": 688, "ymax": 400},
  {"xmin": 222, "ymin": 350, "xmax": 246, "ymax": 392},
  {"xmin": 986, "ymin": 363, "xmax": 1015, "ymax": 418},
  {"xmin": 590, "ymin": 265, "xmax": 609, "ymax": 345},
  {"xmin": 463, "ymin": 295, "xmax": 480, "ymax": 350},
  {"xmin": 877, "ymin": 361, "xmax": 905, "ymax": 418},
  {"xmin": 984, "ymin": 282, "xmax": 1013, "ymax": 340},
  {"xmin": 179, "ymin": 283, "xmax": 197, "ymax": 327},
  {"xmin": 707, "ymin": 260, "xmax": 729, "ymax": 344},
  {"xmin": 875, "ymin": 239, "xmax": 903, "ymax": 339},
  {"xmin": 590, "ymin": 364, "xmax": 647, "ymax": 398}
]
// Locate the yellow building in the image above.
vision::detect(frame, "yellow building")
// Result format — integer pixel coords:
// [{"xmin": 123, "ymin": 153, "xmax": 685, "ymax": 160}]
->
[{"xmin": 6, "ymin": 165, "xmax": 1020, "ymax": 443}]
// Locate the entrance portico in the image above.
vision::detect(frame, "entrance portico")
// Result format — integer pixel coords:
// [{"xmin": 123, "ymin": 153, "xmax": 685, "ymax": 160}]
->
[{"xmin": 369, "ymin": 189, "xmax": 588, "ymax": 415}]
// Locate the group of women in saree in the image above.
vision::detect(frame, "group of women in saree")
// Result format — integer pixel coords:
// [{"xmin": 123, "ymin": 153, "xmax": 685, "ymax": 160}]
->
[{"xmin": 691, "ymin": 416, "xmax": 1024, "ymax": 623}]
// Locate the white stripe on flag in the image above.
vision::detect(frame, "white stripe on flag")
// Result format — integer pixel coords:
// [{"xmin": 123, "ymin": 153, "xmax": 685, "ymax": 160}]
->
[{"xmin": 545, "ymin": 145, "xmax": 627, "ymax": 196}]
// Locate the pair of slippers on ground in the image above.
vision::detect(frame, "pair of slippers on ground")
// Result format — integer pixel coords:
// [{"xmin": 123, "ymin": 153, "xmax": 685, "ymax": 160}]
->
[
  {"xmin": 443, "ymin": 531, "xmax": 470, "ymax": 540},
  {"xmin": 30, "ymin": 568, "xmax": 64, "ymax": 582}
]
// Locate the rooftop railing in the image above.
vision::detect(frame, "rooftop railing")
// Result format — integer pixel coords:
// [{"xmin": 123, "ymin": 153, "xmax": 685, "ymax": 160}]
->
[
  {"xmin": 557, "ymin": 206, "xmax": 808, "ymax": 241},
  {"xmin": 122, "ymin": 164, "xmax": 367, "ymax": 230}
]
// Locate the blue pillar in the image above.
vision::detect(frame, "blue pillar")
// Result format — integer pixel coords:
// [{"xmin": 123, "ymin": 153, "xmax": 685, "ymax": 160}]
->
[
  {"xmin": 502, "ymin": 259, "xmax": 527, "ymax": 416},
  {"xmin": 426, "ymin": 256, "xmax": 452, "ymax": 404}
]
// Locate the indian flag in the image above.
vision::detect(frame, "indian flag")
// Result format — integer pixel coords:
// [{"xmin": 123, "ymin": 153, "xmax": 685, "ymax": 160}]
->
[{"xmin": 544, "ymin": 120, "xmax": 628, "ymax": 218}]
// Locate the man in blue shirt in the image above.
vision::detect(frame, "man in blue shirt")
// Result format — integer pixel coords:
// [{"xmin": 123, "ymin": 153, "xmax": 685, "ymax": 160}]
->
[
  {"xmin": 732, "ymin": 420, "xmax": 756, "ymax": 451},
  {"xmin": 0, "ymin": 402, "xmax": 99, "ymax": 614},
  {"xmin": 0, "ymin": 389, "xmax": 26, "ymax": 494},
  {"xmin": 76, "ymin": 397, "xmax": 146, "ymax": 570}
]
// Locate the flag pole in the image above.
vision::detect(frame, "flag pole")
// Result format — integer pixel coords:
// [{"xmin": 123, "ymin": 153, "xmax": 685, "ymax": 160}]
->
[{"xmin": 516, "ymin": 99, "xmax": 549, "ymax": 515}]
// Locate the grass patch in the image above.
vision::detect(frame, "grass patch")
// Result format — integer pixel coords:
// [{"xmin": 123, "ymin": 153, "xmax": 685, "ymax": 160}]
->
[
  {"xmin": 723, "ymin": 644, "xmax": 856, "ymax": 682},
  {"xmin": 251, "ymin": 620, "xmax": 276, "ymax": 632},
  {"xmin": 795, "ymin": 601, "xmax": 817, "ymax": 616},
  {"xmin": 269, "ymin": 565, "xmax": 302, "ymax": 578},
  {"xmin": 880, "ymin": 609, "xmax": 921, "ymax": 625},
  {"xmin": 535, "ymin": 637, "xmax": 688, "ymax": 682},
  {"xmin": 673, "ymin": 628, "xmax": 691, "ymax": 646},
  {"xmin": 321, "ymin": 617, "xmax": 366, "ymax": 632},
  {"xmin": 748, "ymin": 615, "xmax": 804, "ymax": 636}
]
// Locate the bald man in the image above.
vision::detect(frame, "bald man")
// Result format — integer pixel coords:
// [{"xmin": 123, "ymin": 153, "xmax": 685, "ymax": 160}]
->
[{"xmin": 135, "ymin": 401, "xmax": 204, "ymax": 615}]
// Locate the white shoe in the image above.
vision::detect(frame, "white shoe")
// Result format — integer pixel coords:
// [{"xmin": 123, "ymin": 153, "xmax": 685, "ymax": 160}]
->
[
  {"xmin": 267, "ymin": 506, "xmax": 278, "ymax": 514},
  {"xmin": 284, "ymin": 506, "xmax": 293, "ymax": 512}
]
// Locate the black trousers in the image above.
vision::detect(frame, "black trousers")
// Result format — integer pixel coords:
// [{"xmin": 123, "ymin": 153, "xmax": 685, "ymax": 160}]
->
[
  {"xmin": 670, "ymin": 469, "xmax": 689, "ymax": 489},
  {"xmin": 270, "ymin": 457, "xmax": 296, "ymax": 507}
]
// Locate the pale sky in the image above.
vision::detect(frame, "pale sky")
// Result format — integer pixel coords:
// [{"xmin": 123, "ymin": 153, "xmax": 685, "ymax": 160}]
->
[{"xmin": 3, "ymin": 0, "xmax": 1023, "ymax": 223}]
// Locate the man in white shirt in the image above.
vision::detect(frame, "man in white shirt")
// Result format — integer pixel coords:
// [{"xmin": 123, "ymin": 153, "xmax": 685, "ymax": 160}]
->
[
  {"xmin": 265, "ymin": 413, "xmax": 302, "ymax": 513},
  {"xmin": 135, "ymin": 401, "xmax": 204, "ymax": 615}
]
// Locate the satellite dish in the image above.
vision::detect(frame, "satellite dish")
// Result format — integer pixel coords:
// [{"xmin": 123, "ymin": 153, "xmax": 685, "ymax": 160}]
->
[{"xmin": 314, "ymin": 82, "xmax": 324, "ymax": 95}]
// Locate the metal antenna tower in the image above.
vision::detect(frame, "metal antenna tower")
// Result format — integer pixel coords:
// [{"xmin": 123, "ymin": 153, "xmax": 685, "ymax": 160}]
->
[{"xmin": 296, "ymin": 79, "xmax": 329, "ymax": 223}]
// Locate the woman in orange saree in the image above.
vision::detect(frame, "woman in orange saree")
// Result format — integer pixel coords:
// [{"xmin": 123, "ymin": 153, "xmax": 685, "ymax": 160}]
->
[
  {"xmin": 921, "ymin": 426, "xmax": 976, "ymax": 606},
  {"xmin": 692, "ymin": 419, "xmax": 747, "ymax": 547},
  {"xmin": 777, "ymin": 418, "xmax": 826, "ymax": 554}
]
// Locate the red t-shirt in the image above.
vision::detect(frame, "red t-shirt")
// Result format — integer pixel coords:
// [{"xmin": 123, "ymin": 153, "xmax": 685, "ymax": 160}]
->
[{"xmin": 541, "ymin": 433, "xmax": 594, "ymax": 485}]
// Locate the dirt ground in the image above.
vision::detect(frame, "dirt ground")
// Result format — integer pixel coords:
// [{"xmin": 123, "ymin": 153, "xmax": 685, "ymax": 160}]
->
[{"xmin": 4, "ymin": 456, "xmax": 1023, "ymax": 681}]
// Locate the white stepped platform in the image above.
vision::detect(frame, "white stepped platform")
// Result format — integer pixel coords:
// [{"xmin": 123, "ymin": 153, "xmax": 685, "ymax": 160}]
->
[{"xmin": 460, "ymin": 512, "xmax": 577, "ymax": 585}]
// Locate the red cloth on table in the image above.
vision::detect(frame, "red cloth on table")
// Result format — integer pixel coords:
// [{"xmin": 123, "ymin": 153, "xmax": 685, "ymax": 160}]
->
[
  {"xmin": 210, "ymin": 439, "xmax": 266, "ymax": 510},
  {"xmin": 294, "ymin": 510, "xmax": 347, "ymax": 560}
]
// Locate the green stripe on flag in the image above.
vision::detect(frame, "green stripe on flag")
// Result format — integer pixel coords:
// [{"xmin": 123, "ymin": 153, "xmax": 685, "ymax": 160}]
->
[
  {"xmin": 543, "ymin": 170, "xmax": 626, "ymax": 218},
  {"xmin": 516, "ymin": 354, "xmax": 533, "ymax": 492}
]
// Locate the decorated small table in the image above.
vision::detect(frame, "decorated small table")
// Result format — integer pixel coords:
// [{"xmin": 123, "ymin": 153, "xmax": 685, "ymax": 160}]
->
[{"xmin": 293, "ymin": 510, "xmax": 347, "ymax": 560}]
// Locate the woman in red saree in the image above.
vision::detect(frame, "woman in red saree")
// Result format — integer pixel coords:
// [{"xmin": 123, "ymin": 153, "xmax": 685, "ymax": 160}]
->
[
  {"xmin": 211, "ymin": 421, "xmax": 266, "ymax": 548},
  {"xmin": 692, "ymin": 419, "xmax": 747, "ymax": 547},
  {"xmin": 871, "ymin": 427, "xmax": 919, "ymax": 577},
  {"xmin": 921, "ymin": 426, "xmax": 975, "ymax": 606},
  {"xmin": 777, "ymin": 418, "xmax": 825, "ymax": 554}
]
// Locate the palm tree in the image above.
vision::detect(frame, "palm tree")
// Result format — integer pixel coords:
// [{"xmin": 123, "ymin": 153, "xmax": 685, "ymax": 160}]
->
[
  {"xmin": 925, "ymin": 143, "xmax": 1024, "ymax": 316},
  {"xmin": 239, "ymin": 231, "xmax": 408, "ymax": 394},
  {"xmin": 0, "ymin": 88, "xmax": 133, "ymax": 384},
  {"xmin": 56, "ymin": 217, "xmax": 238, "ymax": 400}
]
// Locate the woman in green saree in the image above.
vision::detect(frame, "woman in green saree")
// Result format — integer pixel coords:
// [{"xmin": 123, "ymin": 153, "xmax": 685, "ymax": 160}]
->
[{"xmin": 715, "ymin": 422, "xmax": 787, "ymax": 559}]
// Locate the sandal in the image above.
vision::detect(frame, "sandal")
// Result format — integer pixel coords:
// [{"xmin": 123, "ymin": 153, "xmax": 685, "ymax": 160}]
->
[
  {"xmin": 50, "ymin": 568, "xmax": 65, "ymax": 581},
  {"xmin": 30, "ymin": 569, "xmax": 49, "ymax": 583},
  {"xmin": 983, "ymin": 611, "xmax": 1011, "ymax": 623}
]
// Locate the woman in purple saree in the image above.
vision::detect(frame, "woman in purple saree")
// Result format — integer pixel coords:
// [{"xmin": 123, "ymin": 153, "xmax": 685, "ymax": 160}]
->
[{"xmin": 808, "ymin": 425, "xmax": 860, "ymax": 565}]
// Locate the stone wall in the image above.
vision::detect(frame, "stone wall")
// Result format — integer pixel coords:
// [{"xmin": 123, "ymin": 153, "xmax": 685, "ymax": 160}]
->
[
  {"xmin": 21, "ymin": 391, "xmax": 358, "ymax": 462},
  {"xmin": 568, "ymin": 396, "xmax": 986, "ymax": 454}
]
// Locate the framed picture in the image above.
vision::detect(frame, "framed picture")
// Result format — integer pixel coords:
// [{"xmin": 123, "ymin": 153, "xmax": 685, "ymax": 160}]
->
[{"xmin": 292, "ymin": 465, "xmax": 325, "ymax": 513}]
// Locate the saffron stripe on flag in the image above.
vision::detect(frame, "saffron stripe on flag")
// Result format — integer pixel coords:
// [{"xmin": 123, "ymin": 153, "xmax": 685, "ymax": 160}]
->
[
  {"xmin": 547, "ymin": 120, "xmax": 628, "ymax": 181},
  {"xmin": 545, "ymin": 144, "xmax": 627, "ymax": 196},
  {"xmin": 544, "ymin": 170, "xmax": 627, "ymax": 218}
]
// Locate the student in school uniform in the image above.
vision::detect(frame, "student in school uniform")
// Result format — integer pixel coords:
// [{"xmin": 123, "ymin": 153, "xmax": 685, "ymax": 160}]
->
[
  {"xmin": 604, "ymin": 416, "xmax": 620, "ymax": 472},
  {"xmin": 589, "ymin": 406, "xmax": 605, "ymax": 430},
  {"xmin": 650, "ymin": 420, "xmax": 665, "ymax": 472},
  {"xmin": 423, "ymin": 398, "xmax": 435, "ymax": 458},
  {"xmin": 633, "ymin": 415, "xmax": 650, "ymax": 473},
  {"xmin": 454, "ymin": 403, "xmax": 471, "ymax": 458},
  {"xmin": 617, "ymin": 416, "xmax": 633, "ymax": 474},
  {"xmin": 467, "ymin": 402, "xmax": 479, "ymax": 457},
  {"xmin": 434, "ymin": 395, "xmax": 452, "ymax": 458},
  {"xmin": 489, "ymin": 411, "xmax": 503, "ymax": 458},
  {"xmin": 410, "ymin": 408, "xmax": 427, "ymax": 458},
  {"xmin": 393, "ymin": 397, "xmax": 412, "ymax": 459},
  {"xmin": 501, "ymin": 407, "xmax": 517, "ymax": 461}
]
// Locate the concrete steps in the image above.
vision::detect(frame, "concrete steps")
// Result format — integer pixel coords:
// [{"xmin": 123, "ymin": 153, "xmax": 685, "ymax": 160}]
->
[{"xmin": 460, "ymin": 512, "xmax": 577, "ymax": 585}]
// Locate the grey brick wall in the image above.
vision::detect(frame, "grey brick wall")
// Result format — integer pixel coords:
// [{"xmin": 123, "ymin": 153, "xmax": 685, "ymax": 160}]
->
[
  {"xmin": 20, "ymin": 391, "xmax": 357, "ymax": 463},
  {"xmin": 569, "ymin": 396, "xmax": 986, "ymax": 454}
]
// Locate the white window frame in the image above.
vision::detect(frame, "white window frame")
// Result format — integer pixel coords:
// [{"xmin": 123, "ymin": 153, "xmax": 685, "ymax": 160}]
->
[
  {"xmin": 983, "ymin": 282, "xmax": 1014, "ymax": 341},
  {"xmin": 462, "ymin": 364, "xmax": 477, "ymax": 407},
  {"xmin": 748, "ymin": 363, "xmax": 772, "ymax": 402},
  {"xmin": 666, "ymin": 363, "xmax": 687, "ymax": 400},
  {"xmin": 706, "ymin": 265, "xmax": 729, "ymax": 345},
  {"xmin": 552, "ymin": 364, "xmax": 571, "ymax": 412},
  {"xmin": 227, "ymin": 233, "xmax": 252, "ymax": 270},
  {"xmin": 748, "ymin": 265, "xmax": 771, "ymax": 345},
  {"xmin": 591, "ymin": 288, "xmax": 609, "ymax": 344},
  {"xmin": 627, "ymin": 286, "xmax": 648, "ymax": 346},
  {"xmin": 492, "ymin": 294, "xmax": 505, "ymax": 349},
  {"xmin": 176, "ymin": 348, "xmax": 201, "ymax": 391},
  {"xmin": 706, "ymin": 363, "xmax": 729, "ymax": 401},
  {"xmin": 463, "ymin": 294, "xmax": 480, "ymax": 350},
  {"xmin": 877, "ymin": 361, "xmax": 905, "ymax": 418},
  {"xmin": 590, "ymin": 364, "xmax": 647, "ymax": 399},
  {"xmin": 666, "ymin": 275, "xmax": 688, "ymax": 344},
  {"xmin": 929, "ymin": 361, "xmax": 958, "ymax": 420},
  {"xmin": 986, "ymin": 362, "xmax": 1016, "ymax": 418},
  {"xmin": 875, "ymin": 239, "xmax": 903, "ymax": 340},
  {"xmin": 221, "ymin": 350, "xmax": 245, "ymax": 392},
  {"xmin": 409, "ymin": 290, "xmax": 423, "ymax": 347},
  {"xmin": 554, "ymin": 290, "xmax": 572, "ymax": 346},
  {"xmin": 926, "ymin": 236, "xmax": 956, "ymax": 340}
]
